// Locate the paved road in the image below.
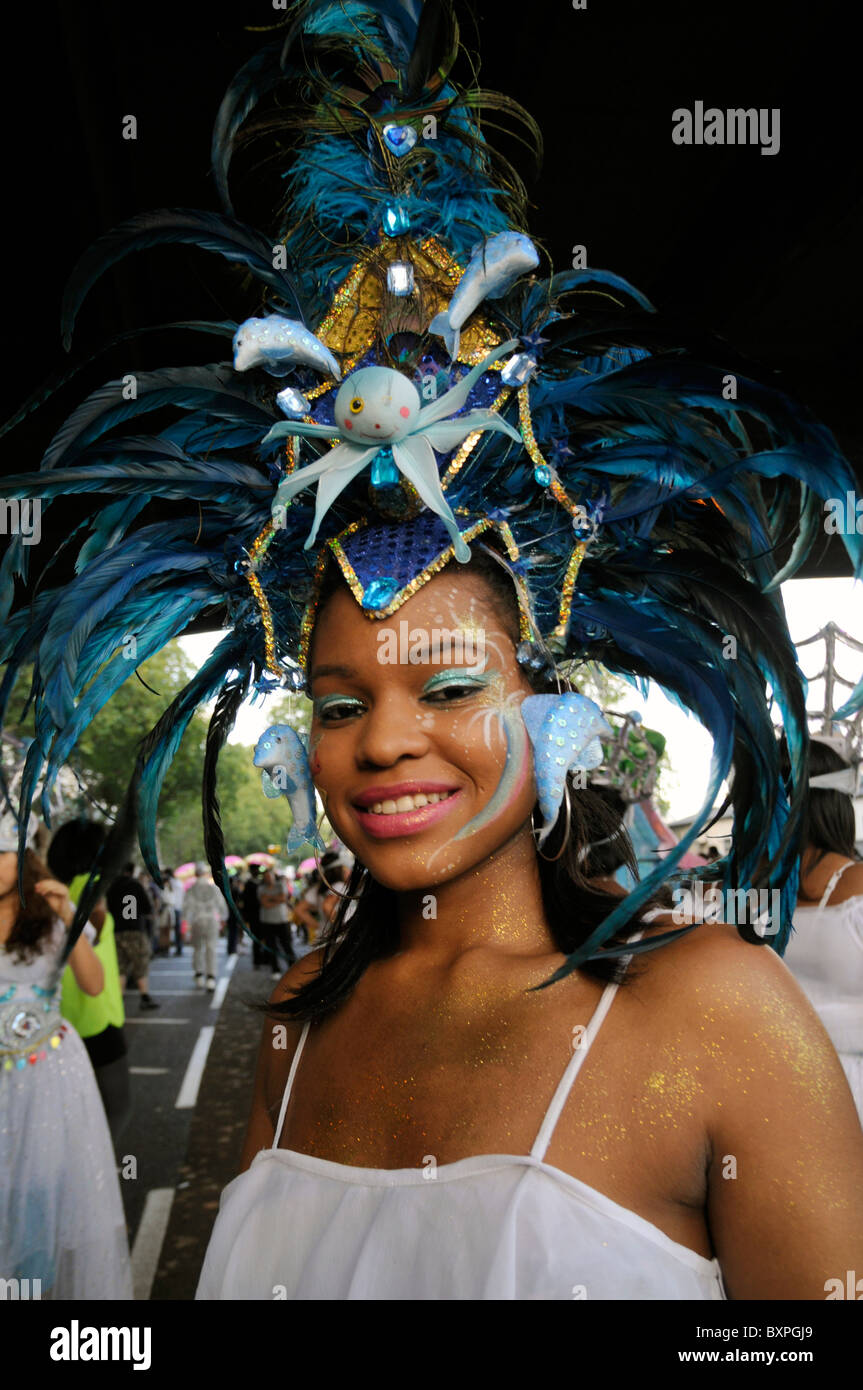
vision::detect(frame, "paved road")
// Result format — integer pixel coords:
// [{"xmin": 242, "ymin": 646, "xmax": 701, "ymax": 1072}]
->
[{"xmin": 117, "ymin": 931, "xmax": 309, "ymax": 1298}]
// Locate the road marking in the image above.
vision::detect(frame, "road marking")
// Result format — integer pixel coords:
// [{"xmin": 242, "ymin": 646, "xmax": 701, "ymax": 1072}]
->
[
  {"xmin": 209, "ymin": 952, "xmax": 237, "ymax": 1009},
  {"xmin": 129, "ymin": 1066, "xmax": 170, "ymax": 1075},
  {"xmin": 148, "ymin": 967, "xmax": 201, "ymax": 974},
  {"xmin": 175, "ymin": 1025, "xmax": 215, "ymax": 1109},
  {"xmin": 125, "ymin": 1017, "xmax": 190, "ymax": 1025},
  {"xmin": 210, "ymin": 977, "xmax": 229, "ymax": 1009},
  {"xmin": 131, "ymin": 1187, "xmax": 175, "ymax": 1301}
]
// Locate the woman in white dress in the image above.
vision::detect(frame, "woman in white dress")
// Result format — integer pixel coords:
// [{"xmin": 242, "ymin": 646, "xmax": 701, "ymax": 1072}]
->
[
  {"xmin": 0, "ymin": 819, "xmax": 133, "ymax": 1299},
  {"xmin": 197, "ymin": 559, "xmax": 863, "ymax": 1301},
  {"xmin": 5, "ymin": 0, "xmax": 863, "ymax": 1304},
  {"xmin": 785, "ymin": 740, "xmax": 863, "ymax": 1122}
]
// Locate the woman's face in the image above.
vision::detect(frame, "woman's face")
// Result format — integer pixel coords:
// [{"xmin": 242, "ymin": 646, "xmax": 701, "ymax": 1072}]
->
[{"xmin": 308, "ymin": 570, "xmax": 537, "ymax": 892}]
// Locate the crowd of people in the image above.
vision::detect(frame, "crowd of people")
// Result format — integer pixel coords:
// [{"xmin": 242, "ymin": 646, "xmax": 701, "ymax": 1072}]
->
[{"xmin": 0, "ymin": 807, "xmax": 356, "ymax": 1298}]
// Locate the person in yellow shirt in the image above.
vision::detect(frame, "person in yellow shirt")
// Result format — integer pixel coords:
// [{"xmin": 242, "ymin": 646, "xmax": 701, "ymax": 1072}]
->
[{"xmin": 47, "ymin": 818, "xmax": 131, "ymax": 1144}]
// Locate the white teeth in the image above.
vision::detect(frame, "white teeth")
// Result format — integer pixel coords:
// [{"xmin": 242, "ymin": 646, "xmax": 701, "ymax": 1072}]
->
[{"xmin": 364, "ymin": 791, "xmax": 453, "ymax": 815}]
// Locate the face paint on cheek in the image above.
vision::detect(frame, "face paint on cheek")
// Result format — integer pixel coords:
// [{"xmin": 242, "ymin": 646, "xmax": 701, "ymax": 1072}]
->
[{"xmin": 453, "ymin": 704, "xmax": 531, "ymax": 842}]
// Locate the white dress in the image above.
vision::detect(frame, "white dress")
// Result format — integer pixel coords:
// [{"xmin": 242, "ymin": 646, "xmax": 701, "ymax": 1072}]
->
[
  {"xmin": 785, "ymin": 862, "xmax": 863, "ymax": 1124},
  {"xmin": 197, "ymin": 954, "xmax": 726, "ymax": 1301},
  {"xmin": 0, "ymin": 919, "xmax": 133, "ymax": 1299}
]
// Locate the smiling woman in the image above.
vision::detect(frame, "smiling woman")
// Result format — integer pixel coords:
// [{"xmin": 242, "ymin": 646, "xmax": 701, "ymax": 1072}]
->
[
  {"xmin": 196, "ymin": 544, "xmax": 863, "ymax": 1302},
  {"xmin": 301, "ymin": 558, "xmax": 631, "ymax": 954},
  {"xmin": 3, "ymin": 0, "xmax": 863, "ymax": 1304}
]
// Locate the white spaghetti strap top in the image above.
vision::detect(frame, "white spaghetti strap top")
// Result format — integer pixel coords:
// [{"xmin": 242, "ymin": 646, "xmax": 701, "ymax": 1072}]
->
[
  {"xmin": 273, "ymin": 934, "xmax": 642, "ymax": 1156},
  {"xmin": 530, "ymin": 970, "xmax": 627, "ymax": 1160},
  {"xmin": 818, "ymin": 861, "xmax": 855, "ymax": 908},
  {"xmin": 786, "ymin": 860, "xmax": 863, "ymax": 1114},
  {"xmin": 273, "ymin": 1019, "xmax": 312, "ymax": 1149},
  {"xmin": 198, "ymin": 931, "xmax": 727, "ymax": 1300}
]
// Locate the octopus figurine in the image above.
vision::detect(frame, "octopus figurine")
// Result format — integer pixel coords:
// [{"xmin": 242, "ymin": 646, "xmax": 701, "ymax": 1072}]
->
[{"xmin": 260, "ymin": 339, "xmax": 523, "ymax": 561}]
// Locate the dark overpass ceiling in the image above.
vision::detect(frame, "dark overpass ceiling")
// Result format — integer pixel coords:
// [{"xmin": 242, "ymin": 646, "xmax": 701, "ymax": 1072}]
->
[{"xmin": 1, "ymin": 0, "xmax": 859, "ymax": 617}]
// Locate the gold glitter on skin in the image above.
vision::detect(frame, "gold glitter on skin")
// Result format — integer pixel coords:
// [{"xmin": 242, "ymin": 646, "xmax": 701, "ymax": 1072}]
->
[{"xmin": 254, "ymin": 560, "xmax": 863, "ymax": 1282}]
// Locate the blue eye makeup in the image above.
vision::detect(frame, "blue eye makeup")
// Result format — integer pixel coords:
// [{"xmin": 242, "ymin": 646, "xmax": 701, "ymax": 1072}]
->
[
  {"xmin": 421, "ymin": 667, "xmax": 497, "ymax": 701},
  {"xmin": 313, "ymin": 693, "xmax": 366, "ymax": 722}
]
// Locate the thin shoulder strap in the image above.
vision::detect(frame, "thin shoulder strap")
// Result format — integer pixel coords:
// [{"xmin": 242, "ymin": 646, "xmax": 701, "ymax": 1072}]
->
[
  {"xmin": 531, "ymin": 933, "xmax": 643, "ymax": 1162},
  {"xmin": 272, "ymin": 1020, "xmax": 312, "ymax": 1149},
  {"xmin": 818, "ymin": 861, "xmax": 855, "ymax": 909}
]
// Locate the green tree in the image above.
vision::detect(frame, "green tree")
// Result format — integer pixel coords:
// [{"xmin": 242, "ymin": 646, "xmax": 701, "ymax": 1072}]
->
[{"xmin": 2, "ymin": 642, "xmax": 210, "ymax": 861}]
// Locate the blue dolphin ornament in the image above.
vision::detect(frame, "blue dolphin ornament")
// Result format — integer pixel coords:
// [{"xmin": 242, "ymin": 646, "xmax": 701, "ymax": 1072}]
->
[
  {"xmin": 520, "ymin": 693, "xmax": 613, "ymax": 845},
  {"xmin": 253, "ymin": 723, "xmax": 326, "ymax": 853}
]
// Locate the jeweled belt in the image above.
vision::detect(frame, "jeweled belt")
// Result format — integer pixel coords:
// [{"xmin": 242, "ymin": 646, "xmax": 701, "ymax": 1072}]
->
[{"xmin": 0, "ymin": 986, "xmax": 69, "ymax": 1069}]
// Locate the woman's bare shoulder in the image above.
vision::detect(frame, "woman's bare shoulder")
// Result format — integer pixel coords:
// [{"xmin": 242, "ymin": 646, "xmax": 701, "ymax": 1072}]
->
[
  {"xmin": 629, "ymin": 914, "xmax": 820, "ymax": 1033},
  {"xmin": 269, "ymin": 946, "xmax": 327, "ymax": 1007}
]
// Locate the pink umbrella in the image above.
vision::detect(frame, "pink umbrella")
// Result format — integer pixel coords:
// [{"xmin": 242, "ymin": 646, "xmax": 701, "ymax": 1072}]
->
[
  {"xmin": 224, "ymin": 855, "xmax": 245, "ymax": 868},
  {"xmin": 298, "ymin": 857, "xmax": 316, "ymax": 874},
  {"xmin": 246, "ymin": 851, "xmax": 275, "ymax": 866},
  {"xmin": 175, "ymin": 862, "xmax": 196, "ymax": 879}
]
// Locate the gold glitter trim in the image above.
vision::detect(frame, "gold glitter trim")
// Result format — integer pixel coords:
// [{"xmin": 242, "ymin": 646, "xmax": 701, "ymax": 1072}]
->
[
  {"xmin": 296, "ymin": 518, "xmax": 525, "ymax": 671},
  {"xmin": 517, "ymin": 384, "xmax": 548, "ymax": 472},
  {"xmin": 519, "ymin": 383, "xmax": 593, "ymax": 645},
  {"xmin": 245, "ymin": 570, "xmax": 280, "ymax": 676},
  {"xmin": 551, "ymin": 542, "xmax": 588, "ymax": 645},
  {"xmin": 312, "ymin": 235, "xmax": 502, "ymax": 367},
  {"xmin": 245, "ymin": 519, "xmax": 284, "ymax": 676},
  {"xmin": 440, "ymin": 373, "xmax": 514, "ymax": 491},
  {"xmin": 297, "ymin": 545, "xmax": 335, "ymax": 672}
]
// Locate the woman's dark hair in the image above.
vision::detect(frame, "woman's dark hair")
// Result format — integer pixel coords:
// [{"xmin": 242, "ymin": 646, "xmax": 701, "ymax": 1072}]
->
[
  {"xmin": 268, "ymin": 549, "xmax": 654, "ymax": 1022},
  {"xmin": 579, "ymin": 786, "xmax": 630, "ymax": 878},
  {"xmin": 799, "ymin": 739, "xmax": 860, "ymax": 867},
  {"xmin": 47, "ymin": 817, "xmax": 108, "ymax": 885},
  {"xmin": 3, "ymin": 848, "xmax": 59, "ymax": 962}
]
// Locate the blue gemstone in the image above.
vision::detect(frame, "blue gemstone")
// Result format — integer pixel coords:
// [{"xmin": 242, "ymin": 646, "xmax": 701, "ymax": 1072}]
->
[
  {"xmin": 370, "ymin": 449, "xmax": 400, "ymax": 487},
  {"xmin": 382, "ymin": 123, "xmax": 418, "ymax": 156},
  {"xmin": 362, "ymin": 577, "xmax": 400, "ymax": 610},
  {"xmin": 382, "ymin": 205, "xmax": 411, "ymax": 237},
  {"xmin": 534, "ymin": 465, "xmax": 551, "ymax": 486}
]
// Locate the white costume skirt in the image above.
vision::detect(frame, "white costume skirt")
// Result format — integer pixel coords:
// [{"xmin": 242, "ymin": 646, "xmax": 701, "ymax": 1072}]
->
[{"xmin": 0, "ymin": 1023, "xmax": 133, "ymax": 1299}]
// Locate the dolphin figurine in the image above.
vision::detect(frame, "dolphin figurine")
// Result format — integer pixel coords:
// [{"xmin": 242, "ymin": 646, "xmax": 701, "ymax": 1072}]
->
[
  {"xmin": 520, "ymin": 693, "xmax": 612, "ymax": 845},
  {"xmin": 253, "ymin": 723, "xmax": 326, "ymax": 852},
  {"xmin": 233, "ymin": 316, "xmax": 342, "ymax": 381},
  {"xmin": 429, "ymin": 232, "xmax": 539, "ymax": 359}
]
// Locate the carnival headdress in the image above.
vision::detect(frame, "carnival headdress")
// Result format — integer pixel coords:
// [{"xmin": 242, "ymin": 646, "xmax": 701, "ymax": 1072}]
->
[{"xmin": 2, "ymin": 0, "xmax": 862, "ymax": 970}]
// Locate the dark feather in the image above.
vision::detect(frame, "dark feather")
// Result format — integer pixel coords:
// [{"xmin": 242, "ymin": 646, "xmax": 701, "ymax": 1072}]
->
[
  {"xmin": 203, "ymin": 675, "xmax": 251, "ymax": 930},
  {"xmin": 61, "ymin": 210, "xmax": 305, "ymax": 348}
]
